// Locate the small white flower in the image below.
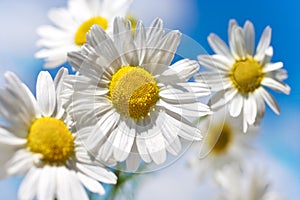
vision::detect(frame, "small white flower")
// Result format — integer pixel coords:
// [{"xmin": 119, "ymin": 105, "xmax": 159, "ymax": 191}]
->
[
  {"xmin": 66, "ymin": 18, "xmax": 212, "ymax": 170},
  {"xmin": 215, "ymin": 164, "xmax": 284, "ymax": 200},
  {"xmin": 0, "ymin": 68, "xmax": 116, "ymax": 200},
  {"xmin": 35, "ymin": 0, "xmax": 132, "ymax": 68},
  {"xmin": 189, "ymin": 109, "xmax": 256, "ymax": 180},
  {"xmin": 197, "ymin": 19, "xmax": 290, "ymax": 132}
]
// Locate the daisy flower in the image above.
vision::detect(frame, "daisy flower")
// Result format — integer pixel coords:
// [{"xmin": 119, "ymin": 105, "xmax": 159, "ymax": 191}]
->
[
  {"xmin": 197, "ymin": 19, "xmax": 290, "ymax": 132},
  {"xmin": 35, "ymin": 0, "xmax": 132, "ymax": 68},
  {"xmin": 66, "ymin": 18, "xmax": 212, "ymax": 170},
  {"xmin": 0, "ymin": 68, "xmax": 117, "ymax": 200},
  {"xmin": 215, "ymin": 164, "xmax": 284, "ymax": 200},
  {"xmin": 189, "ymin": 109, "xmax": 256, "ymax": 180}
]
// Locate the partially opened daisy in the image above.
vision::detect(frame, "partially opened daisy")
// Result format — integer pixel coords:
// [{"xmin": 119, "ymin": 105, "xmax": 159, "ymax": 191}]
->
[
  {"xmin": 0, "ymin": 69, "xmax": 116, "ymax": 199},
  {"xmin": 66, "ymin": 18, "xmax": 211, "ymax": 170},
  {"xmin": 189, "ymin": 109, "xmax": 255, "ymax": 180},
  {"xmin": 197, "ymin": 19, "xmax": 290, "ymax": 132},
  {"xmin": 215, "ymin": 164, "xmax": 284, "ymax": 200},
  {"xmin": 35, "ymin": 0, "xmax": 132, "ymax": 68}
]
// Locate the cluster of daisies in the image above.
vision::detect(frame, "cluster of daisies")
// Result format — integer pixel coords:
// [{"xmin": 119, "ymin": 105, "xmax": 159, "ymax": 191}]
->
[{"xmin": 0, "ymin": 0, "xmax": 290, "ymax": 199}]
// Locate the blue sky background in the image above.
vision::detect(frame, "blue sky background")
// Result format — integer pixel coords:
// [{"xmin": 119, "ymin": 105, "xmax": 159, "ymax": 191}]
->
[{"xmin": 0, "ymin": 0, "xmax": 299, "ymax": 199}]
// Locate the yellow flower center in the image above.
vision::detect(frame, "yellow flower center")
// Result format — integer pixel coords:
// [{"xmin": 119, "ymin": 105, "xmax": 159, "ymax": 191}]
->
[
  {"xmin": 208, "ymin": 123, "xmax": 233, "ymax": 154},
  {"xmin": 74, "ymin": 16, "xmax": 108, "ymax": 45},
  {"xmin": 27, "ymin": 117, "xmax": 74, "ymax": 165},
  {"xmin": 230, "ymin": 58, "xmax": 264, "ymax": 94},
  {"xmin": 109, "ymin": 66, "xmax": 159, "ymax": 120}
]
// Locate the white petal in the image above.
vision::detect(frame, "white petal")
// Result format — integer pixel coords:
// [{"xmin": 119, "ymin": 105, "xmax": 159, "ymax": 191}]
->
[
  {"xmin": 36, "ymin": 71, "xmax": 56, "ymax": 116},
  {"xmin": 125, "ymin": 143, "xmax": 141, "ymax": 171},
  {"xmin": 255, "ymin": 26, "xmax": 272, "ymax": 61},
  {"xmin": 170, "ymin": 59, "xmax": 199, "ymax": 81},
  {"xmin": 230, "ymin": 26, "xmax": 247, "ymax": 59},
  {"xmin": 6, "ymin": 149, "xmax": 33, "ymax": 176},
  {"xmin": 257, "ymin": 87, "xmax": 280, "ymax": 115},
  {"xmin": 68, "ymin": 170, "xmax": 89, "ymax": 200},
  {"xmin": 88, "ymin": 109, "xmax": 120, "ymax": 150},
  {"xmin": 0, "ymin": 128, "xmax": 26, "ymax": 146},
  {"xmin": 242, "ymin": 105, "xmax": 249, "ymax": 133},
  {"xmin": 161, "ymin": 116, "xmax": 182, "ymax": 155},
  {"xmin": 56, "ymin": 167, "xmax": 72, "ymax": 200},
  {"xmin": 263, "ymin": 62, "xmax": 283, "ymax": 73},
  {"xmin": 164, "ymin": 111, "xmax": 202, "ymax": 141},
  {"xmin": 208, "ymin": 33, "xmax": 233, "ymax": 60},
  {"xmin": 229, "ymin": 94, "xmax": 243, "ymax": 117},
  {"xmin": 113, "ymin": 120, "xmax": 136, "ymax": 162},
  {"xmin": 77, "ymin": 172, "xmax": 105, "ymax": 195},
  {"xmin": 145, "ymin": 128, "xmax": 166, "ymax": 165},
  {"xmin": 18, "ymin": 167, "xmax": 41, "ymax": 200},
  {"xmin": 261, "ymin": 77, "xmax": 290, "ymax": 94},
  {"xmin": 76, "ymin": 163, "xmax": 117, "ymax": 184},
  {"xmin": 224, "ymin": 88, "xmax": 238, "ymax": 102},
  {"xmin": 37, "ymin": 166, "xmax": 56, "ymax": 200},
  {"xmin": 244, "ymin": 95, "xmax": 257, "ymax": 125},
  {"xmin": 243, "ymin": 20, "xmax": 255, "ymax": 56},
  {"xmin": 136, "ymin": 131, "xmax": 152, "ymax": 163},
  {"xmin": 198, "ymin": 55, "xmax": 231, "ymax": 71}
]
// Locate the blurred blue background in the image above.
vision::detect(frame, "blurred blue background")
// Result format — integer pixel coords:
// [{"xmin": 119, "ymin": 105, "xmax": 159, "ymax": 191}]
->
[{"xmin": 0, "ymin": 0, "xmax": 299, "ymax": 199}]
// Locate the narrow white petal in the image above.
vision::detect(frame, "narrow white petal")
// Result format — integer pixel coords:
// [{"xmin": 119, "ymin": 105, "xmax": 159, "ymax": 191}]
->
[
  {"xmin": 37, "ymin": 166, "xmax": 56, "ymax": 200},
  {"xmin": 261, "ymin": 77, "xmax": 290, "ymax": 94},
  {"xmin": 242, "ymin": 105, "xmax": 249, "ymax": 133},
  {"xmin": 243, "ymin": 20, "xmax": 255, "ymax": 55},
  {"xmin": 257, "ymin": 87, "xmax": 280, "ymax": 115},
  {"xmin": 198, "ymin": 55, "xmax": 231, "ymax": 71},
  {"xmin": 224, "ymin": 88, "xmax": 238, "ymax": 102},
  {"xmin": 208, "ymin": 33, "xmax": 233, "ymax": 59},
  {"xmin": 136, "ymin": 131, "xmax": 152, "ymax": 163},
  {"xmin": 68, "ymin": 171, "xmax": 89, "ymax": 200},
  {"xmin": 255, "ymin": 26, "xmax": 272, "ymax": 61},
  {"xmin": 0, "ymin": 128, "xmax": 26, "ymax": 146},
  {"xmin": 76, "ymin": 163, "xmax": 117, "ymax": 184},
  {"xmin": 125, "ymin": 143, "xmax": 141, "ymax": 171},
  {"xmin": 88, "ymin": 109, "xmax": 120, "ymax": 150},
  {"xmin": 170, "ymin": 59, "xmax": 199, "ymax": 81},
  {"xmin": 145, "ymin": 129, "xmax": 166, "ymax": 165},
  {"xmin": 229, "ymin": 94, "xmax": 243, "ymax": 117},
  {"xmin": 77, "ymin": 172, "xmax": 105, "ymax": 195},
  {"xmin": 56, "ymin": 167, "xmax": 72, "ymax": 200},
  {"xmin": 18, "ymin": 167, "xmax": 41, "ymax": 200},
  {"xmin": 113, "ymin": 121, "xmax": 135, "ymax": 162},
  {"xmin": 244, "ymin": 95, "xmax": 257, "ymax": 125},
  {"xmin": 36, "ymin": 71, "xmax": 56, "ymax": 116},
  {"xmin": 6, "ymin": 149, "xmax": 33, "ymax": 176},
  {"xmin": 263, "ymin": 62, "xmax": 283, "ymax": 73}
]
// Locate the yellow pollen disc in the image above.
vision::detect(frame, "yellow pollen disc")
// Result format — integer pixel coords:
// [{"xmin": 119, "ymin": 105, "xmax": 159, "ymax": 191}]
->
[
  {"xmin": 230, "ymin": 58, "xmax": 264, "ymax": 94},
  {"xmin": 74, "ymin": 16, "xmax": 108, "ymax": 45},
  {"xmin": 27, "ymin": 117, "xmax": 74, "ymax": 165},
  {"xmin": 208, "ymin": 123, "xmax": 233, "ymax": 154},
  {"xmin": 109, "ymin": 66, "xmax": 159, "ymax": 120}
]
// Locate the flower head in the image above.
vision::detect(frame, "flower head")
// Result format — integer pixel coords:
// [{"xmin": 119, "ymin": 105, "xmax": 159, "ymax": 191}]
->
[
  {"xmin": 66, "ymin": 18, "xmax": 212, "ymax": 170},
  {"xmin": 0, "ymin": 69, "xmax": 116, "ymax": 199},
  {"xmin": 189, "ymin": 109, "xmax": 256, "ymax": 180},
  {"xmin": 215, "ymin": 164, "xmax": 284, "ymax": 200},
  {"xmin": 197, "ymin": 19, "xmax": 290, "ymax": 132},
  {"xmin": 35, "ymin": 0, "xmax": 132, "ymax": 68}
]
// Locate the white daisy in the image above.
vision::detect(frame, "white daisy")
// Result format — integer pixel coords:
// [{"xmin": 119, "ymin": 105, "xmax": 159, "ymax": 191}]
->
[
  {"xmin": 66, "ymin": 18, "xmax": 212, "ymax": 170},
  {"xmin": 197, "ymin": 19, "xmax": 290, "ymax": 132},
  {"xmin": 215, "ymin": 164, "xmax": 284, "ymax": 200},
  {"xmin": 0, "ymin": 68, "xmax": 117, "ymax": 200},
  {"xmin": 35, "ymin": 0, "xmax": 132, "ymax": 68},
  {"xmin": 189, "ymin": 109, "xmax": 256, "ymax": 180}
]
